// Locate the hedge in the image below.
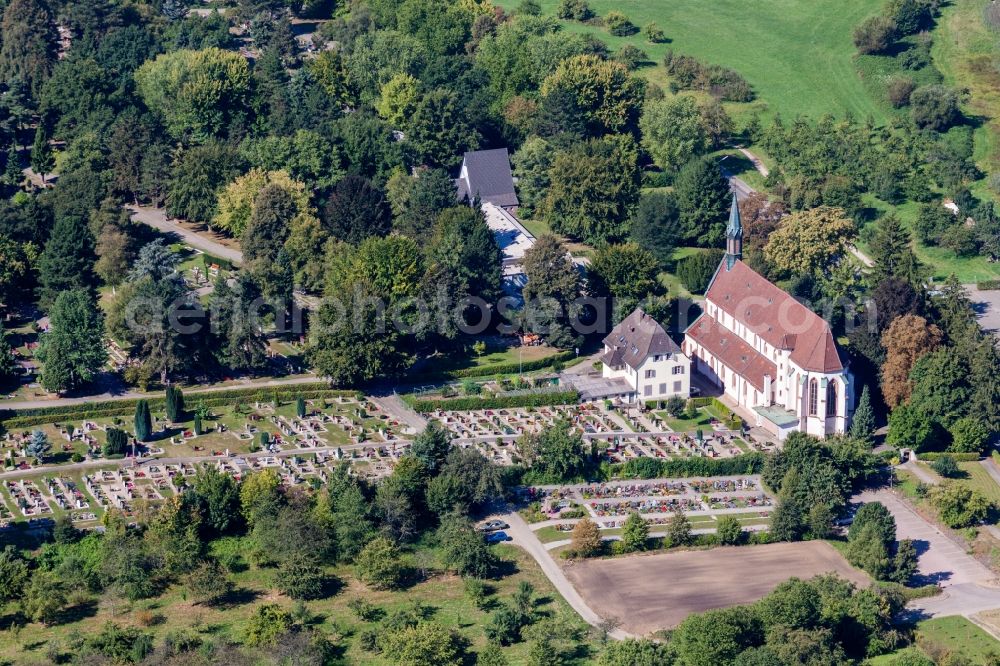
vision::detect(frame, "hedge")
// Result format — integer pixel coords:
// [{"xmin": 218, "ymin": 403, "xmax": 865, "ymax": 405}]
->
[
  {"xmin": 616, "ymin": 452, "xmax": 765, "ymax": 479},
  {"xmin": 977, "ymin": 280, "xmax": 1000, "ymax": 290},
  {"xmin": 0, "ymin": 384, "xmax": 360, "ymax": 429},
  {"xmin": 918, "ymin": 451, "xmax": 980, "ymax": 462},
  {"xmin": 408, "ymin": 390, "xmax": 580, "ymax": 412},
  {"xmin": 408, "ymin": 350, "xmax": 575, "ymax": 381}
]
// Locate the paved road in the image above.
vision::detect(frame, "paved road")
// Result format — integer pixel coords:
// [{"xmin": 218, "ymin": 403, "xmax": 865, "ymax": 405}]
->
[
  {"xmin": 982, "ymin": 458, "xmax": 1000, "ymax": 487},
  {"xmin": 967, "ymin": 285, "xmax": 1000, "ymax": 336},
  {"xmin": 1, "ymin": 375, "xmax": 322, "ymax": 411},
  {"xmin": 856, "ymin": 489, "xmax": 994, "ymax": 588},
  {"xmin": 128, "ymin": 205, "xmax": 243, "ymax": 265},
  {"xmin": 368, "ymin": 394, "xmax": 427, "ymax": 433},
  {"xmin": 502, "ymin": 511, "xmax": 635, "ymax": 639},
  {"xmin": 900, "ymin": 459, "xmax": 939, "ymax": 486}
]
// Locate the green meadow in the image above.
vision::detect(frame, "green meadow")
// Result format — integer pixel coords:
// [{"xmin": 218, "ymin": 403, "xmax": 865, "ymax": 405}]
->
[{"xmin": 496, "ymin": 0, "xmax": 888, "ymax": 121}]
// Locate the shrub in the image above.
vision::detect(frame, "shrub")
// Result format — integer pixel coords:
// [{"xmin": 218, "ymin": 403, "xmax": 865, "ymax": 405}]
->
[
  {"xmin": 663, "ymin": 50, "xmax": 754, "ymax": 102},
  {"xmin": 977, "ymin": 279, "xmax": 1000, "ymax": 290},
  {"xmin": 516, "ymin": 0, "xmax": 541, "ymax": 15},
  {"xmin": 613, "ymin": 44, "xmax": 648, "ymax": 70},
  {"xmin": 886, "ymin": 0, "xmax": 933, "ymax": 35},
  {"xmin": 644, "ymin": 21, "xmax": 666, "ymax": 43},
  {"xmin": 556, "ymin": 0, "xmax": 592, "ymax": 20},
  {"xmin": 887, "ymin": 76, "xmax": 916, "ymax": 107},
  {"xmin": 932, "ymin": 483, "xmax": 992, "ymax": 528},
  {"xmin": 604, "ymin": 11, "xmax": 636, "ymax": 36},
  {"xmin": 274, "ymin": 554, "xmax": 327, "ymax": 600},
  {"xmin": 910, "ymin": 85, "xmax": 961, "ymax": 131},
  {"xmin": 930, "ymin": 454, "xmax": 959, "ymax": 478},
  {"xmin": 664, "ymin": 395, "xmax": 686, "ymax": 417},
  {"xmin": 356, "ymin": 537, "xmax": 405, "ymax": 590},
  {"xmin": 853, "ymin": 15, "xmax": 896, "ymax": 54}
]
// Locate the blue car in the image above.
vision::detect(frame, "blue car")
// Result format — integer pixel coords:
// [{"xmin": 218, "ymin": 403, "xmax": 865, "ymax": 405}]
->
[{"xmin": 485, "ymin": 530, "xmax": 512, "ymax": 544}]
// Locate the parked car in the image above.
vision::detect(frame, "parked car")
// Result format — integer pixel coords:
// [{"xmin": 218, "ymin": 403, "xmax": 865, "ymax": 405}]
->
[
  {"xmin": 485, "ymin": 530, "xmax": 512, "ymax": 544},
  {"xmin": 479, "ymin": 520, "xmax": 509, "ymax": 532}
]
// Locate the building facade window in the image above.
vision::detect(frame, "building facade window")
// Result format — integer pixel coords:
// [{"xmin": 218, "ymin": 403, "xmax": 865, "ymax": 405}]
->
[
  {"xmin": 644, "ymin": 385, "xmax": 652, "ymax": 396},
  {"xmin": 673, "ymin": 381, "xmax": 682, "ymax": 393},
  {"xmin": 826, "ymin": 379, "xmax": 838, "ymax": 417},
  {"xmin": 808, "ymin": 379, "xmax": 818, "ymax": 416},
  {"xmin": 672, "ymin": 366, "xmax": 685, "ymax": 375},
  {"xmin": 645, "ymin": 369, "xmax": 656, "ymax": 379},
  {"xmin": 659, "ymin": 383, "xmax": 666, "ymax": 393}
]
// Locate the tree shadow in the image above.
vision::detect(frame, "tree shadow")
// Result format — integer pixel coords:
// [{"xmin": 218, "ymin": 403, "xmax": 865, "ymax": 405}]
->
[
  {"xmin": 214, "ymin": 586, "xmax": 261, "ymax": 609},
  {"xmin": 488, "ymin": 558, "xmax": 519, "ymax": 581},
  {"xmin": 55, "ymin": 599, "xmax": 98, "ymax": 624}
]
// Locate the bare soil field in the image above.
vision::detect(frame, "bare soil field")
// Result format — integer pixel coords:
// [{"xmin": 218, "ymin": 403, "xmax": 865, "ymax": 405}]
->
[{"xmin": 562, "ymin": 541, "xmax": 870, "ymax": 634}]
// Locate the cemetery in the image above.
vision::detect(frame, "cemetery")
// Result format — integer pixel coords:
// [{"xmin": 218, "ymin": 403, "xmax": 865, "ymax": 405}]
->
[
  {"xmin": 0, "ymin": 390, "xmax": 777, "ymax": 537},
  {"xmin": 519, "ymin": 476, "xmax": 775, "ymax": 536}
]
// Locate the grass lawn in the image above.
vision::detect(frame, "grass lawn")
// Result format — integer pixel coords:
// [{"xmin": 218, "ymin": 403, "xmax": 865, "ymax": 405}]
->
[
  {"xmin": 654, "ymin": 407, "xmax": 712, "ymax": 433},
  {"xmin": 916, "ymin": 615, "xmax": 1000, "ymax": 662},
  {"xmin": 932, "ymin": 0, "xmax": 1000, "ymax": 191},
  {"xmin": 857, "ymin": 197, "xmax": 1000, "ymax": 283},
  {"xmin": 956, "ymin": 461, "xmax": 1000, "ymax": 506},
  {"xmin": 495, "ymin": 0, "xmax": 887, "ymax": 123},
  {"xmin": 914, "ymin": 460, "xmax": 1000, "ymax": 507}
]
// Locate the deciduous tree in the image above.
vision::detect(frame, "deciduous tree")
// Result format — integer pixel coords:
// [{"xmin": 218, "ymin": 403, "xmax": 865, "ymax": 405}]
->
[
  {"xmin": 880, "ymin": 314, "xmax": 943, "ymax": 408},
  {"xmin": 134, "ymin": 48, "xmax": 251, "ymax": 142},
  {"xmin": 764, "ymin": 207, "xmax": 856, "ymax": 278}
]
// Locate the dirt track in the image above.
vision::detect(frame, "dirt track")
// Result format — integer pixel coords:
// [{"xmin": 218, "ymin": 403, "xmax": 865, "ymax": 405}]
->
[{"xmin": 562, "ymin": 541, "xmax": 869, "ymax": 634}]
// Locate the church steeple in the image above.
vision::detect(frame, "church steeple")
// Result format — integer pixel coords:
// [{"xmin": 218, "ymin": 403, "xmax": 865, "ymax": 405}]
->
[{"xmin": 725, "ymin": 193, "xmax": 742, "ymax": 270}]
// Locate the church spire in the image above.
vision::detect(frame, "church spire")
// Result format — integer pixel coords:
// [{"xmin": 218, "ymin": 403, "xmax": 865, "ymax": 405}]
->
[{"xmin": 725, "ymin": 193, "xmax": 742, "ymax": 270}]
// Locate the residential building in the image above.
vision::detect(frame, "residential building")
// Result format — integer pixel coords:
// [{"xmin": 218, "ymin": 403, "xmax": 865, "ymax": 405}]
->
[{"xmin": 599, "ymin": 308, "xmax": 691, "ymax": 403}]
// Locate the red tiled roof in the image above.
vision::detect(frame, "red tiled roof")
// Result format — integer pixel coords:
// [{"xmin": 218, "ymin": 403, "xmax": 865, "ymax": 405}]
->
[
  {"xmin": 686, "ymin": 316, "xmax": 776, "ymax": 392},
  {"xmin": 703, "ymin": 260, "xmax": 843, "ymax": 373}
]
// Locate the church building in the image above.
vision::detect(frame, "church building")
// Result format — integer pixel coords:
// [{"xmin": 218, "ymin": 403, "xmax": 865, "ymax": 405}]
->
[{"xmin": 683, "ymin": 196, "xmax": 853, "ymax": 439}]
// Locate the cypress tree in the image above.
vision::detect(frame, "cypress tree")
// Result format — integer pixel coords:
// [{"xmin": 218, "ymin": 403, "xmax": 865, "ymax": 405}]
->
[
  {"xmin": 30, "ymin": 124, "xmax": 53, "ymax": 182},
  {"xmin": 104, "ymin": 428, "xmax": 128, "ymax": 456},
  {"xmin": 165, "ymin": 386, "xmax": 177, "ymax": 422},
  {"xmin": 850, "ymin": 385, "xmax": 876, "ymax": 446},
  {"xmin": 193, "ymin": 412, "xmax": 202, "ymax": 435},
  {"xmin": 134, "ymin": 400, "xmax": 152, "ymax": 442},
  {"xmin": 296, "ymin": 396, "xmax": 305, "ymax": 418},
  {"xmin": 165, "ymin": 386, "xmax": 185, "ymax": 422},
  {"xmin": 3, "ymin": 141, "xmax": 20, "ymax": 187}
]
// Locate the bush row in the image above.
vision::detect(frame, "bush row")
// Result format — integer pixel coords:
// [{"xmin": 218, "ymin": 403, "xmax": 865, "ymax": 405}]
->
[
  {"xmin": 407, "ymin": 390, "xmax": 580, "ymax": 413},
  {"xmin": 408, "ymin": 351, "xmax": 575, "ymax": 381},
  {"xmin": 977, "ymin": 280, "xmax": 1000, "ymax": 290},
  {"xmin": 918, "ymin": 451, "xmax": 980, "ymax": 462},
  {"xmin": 0, "ymin": 384, "xmax": 359, "ymax": 429}
]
